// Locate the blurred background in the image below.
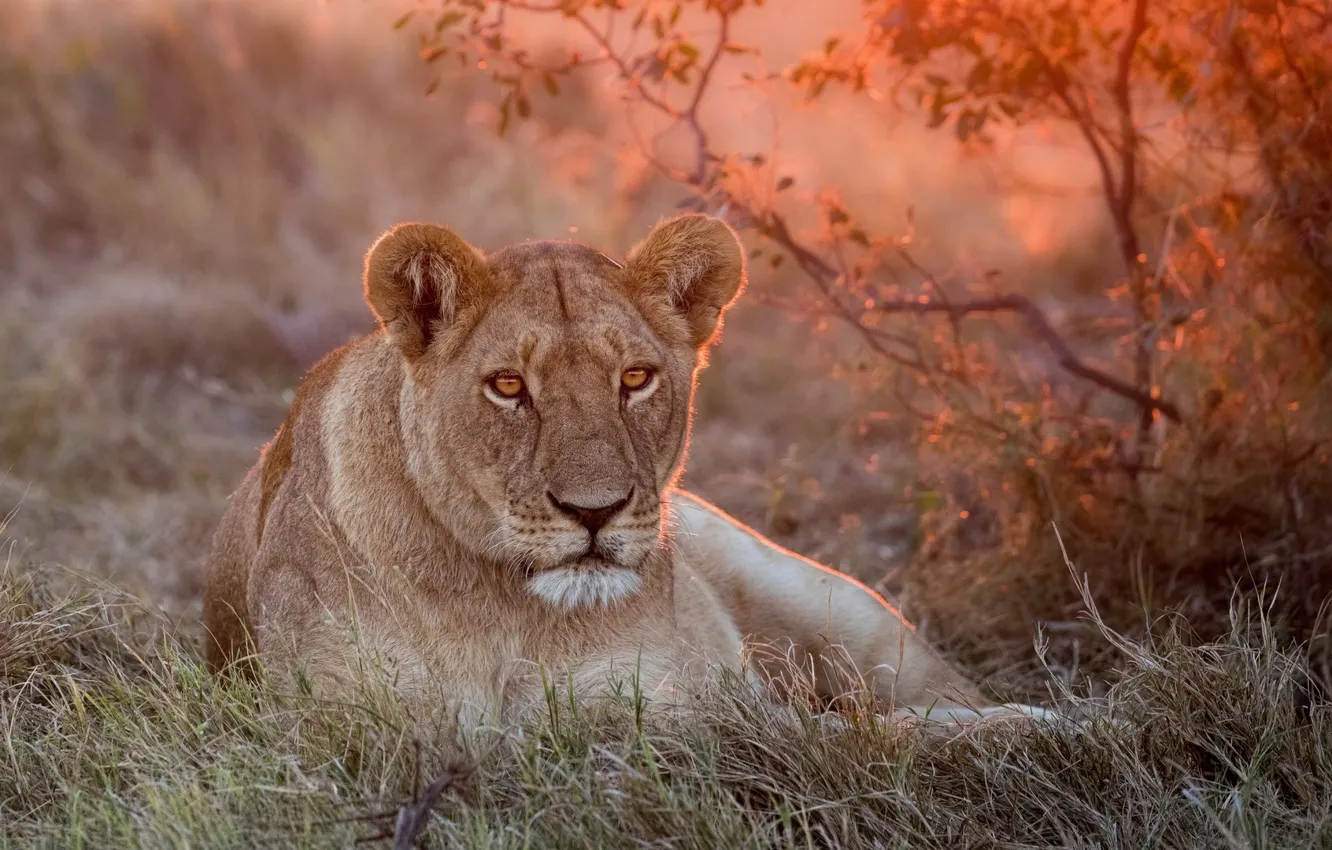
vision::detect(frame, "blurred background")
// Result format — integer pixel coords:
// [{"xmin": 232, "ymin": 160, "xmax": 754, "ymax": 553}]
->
[{"xmin": 2, "ymin": 0, "xmax": 1329, "ymax": 696}]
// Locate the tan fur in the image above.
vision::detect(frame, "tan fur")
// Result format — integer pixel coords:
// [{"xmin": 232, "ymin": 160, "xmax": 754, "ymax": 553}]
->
[{"xmin": 203, "ymin": 214, "xmax": 1046, "ymax": 734}]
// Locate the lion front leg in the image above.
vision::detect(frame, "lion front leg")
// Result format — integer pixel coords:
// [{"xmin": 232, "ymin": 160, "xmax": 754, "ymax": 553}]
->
[{"xmin": 246, "ymin": 562, "xmax": 514, "ymax": 751}]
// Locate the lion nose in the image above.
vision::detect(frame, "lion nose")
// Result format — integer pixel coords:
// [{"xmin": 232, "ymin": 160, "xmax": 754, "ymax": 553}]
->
[{"xmin": 548, "ymin": 488, "xmax": 633, "ymax": 537}]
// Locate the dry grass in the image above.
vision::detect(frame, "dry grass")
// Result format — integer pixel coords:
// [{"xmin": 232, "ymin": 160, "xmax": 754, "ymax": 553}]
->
[
  {"xmin": 4, "ymin": 555, "xmax": 1330, "ymax": 848},
  {"xmin": 2, "ymin": 0, "xmax": 1331, "ymax": 844}
]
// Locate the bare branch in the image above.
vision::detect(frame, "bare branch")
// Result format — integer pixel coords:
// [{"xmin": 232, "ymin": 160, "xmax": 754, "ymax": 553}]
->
[
  {"xmin": 866, "ymin": 294, "xmax": 1182, "ymax": 423},
  {"xmin": 683, "ymin": 12, "xmax": 731, "ymax": 183},
  {"xmin": 1112, "ymin": 0, "xmax": 1155, "ymax": 446},
  {"xmin": 1112, "ymin": 0, "xmax": 1150, "ymax": 229},
  {"xmin": 391, "ymin": 766, "xmax": 468, "ymax": 850},
  {"xmin": 495, "ymin": 0, "xmax": 565, "ymax": 12},
  {"xmin": 750, "ymin": 209, "xmax": 1182, "ymax": 423},
  {"xmin": 1047, "ymin": 77, "xmax": 1121, "ymax": 231},
  {"xmin": 759, "ymin": 212, "xmax": 928, "ymax": 372},
  {"xmin": 570, "ymin": 14, "xmax": 678, "ymax": 117}
]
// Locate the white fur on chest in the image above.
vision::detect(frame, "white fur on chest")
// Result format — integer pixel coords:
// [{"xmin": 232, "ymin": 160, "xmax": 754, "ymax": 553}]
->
[{"xmin": 525, "ymin": 567, "xmax": 644, "ymax": 611}]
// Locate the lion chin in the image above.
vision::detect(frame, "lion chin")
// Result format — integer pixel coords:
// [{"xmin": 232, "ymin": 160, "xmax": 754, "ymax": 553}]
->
[{"xmin": 525, "ymin": 561, "xmax": 644, "ymax": 611}]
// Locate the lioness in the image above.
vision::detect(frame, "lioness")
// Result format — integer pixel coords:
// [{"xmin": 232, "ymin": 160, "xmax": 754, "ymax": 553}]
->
[{"xmin": 203, "ymin": 214, "xmax": 1046, "ymax": 733}]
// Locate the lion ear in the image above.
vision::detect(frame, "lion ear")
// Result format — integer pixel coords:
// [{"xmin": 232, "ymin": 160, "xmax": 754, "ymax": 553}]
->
[
  {"xmin": 624, "ymin": 214, "xmax": 747, "ymax": 348},
  {"xmin": 363, "ymin": 223, "xmax": 494, "ymax": 360}
]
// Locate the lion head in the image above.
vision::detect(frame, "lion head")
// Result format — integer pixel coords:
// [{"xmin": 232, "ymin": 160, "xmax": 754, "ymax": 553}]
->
[{"xmin": 361, "ymin": 215, "xmax": 746, "ymax": 610}]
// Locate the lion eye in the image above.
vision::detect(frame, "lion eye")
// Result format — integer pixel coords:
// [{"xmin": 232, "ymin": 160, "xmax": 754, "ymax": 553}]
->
[
  {"xmin": 489, "ymin": 372, "xmax": 526, "ymax": 398},
  {"xmin": 621, "ymin": 367, "xmax": 653, "ymax": 391}
]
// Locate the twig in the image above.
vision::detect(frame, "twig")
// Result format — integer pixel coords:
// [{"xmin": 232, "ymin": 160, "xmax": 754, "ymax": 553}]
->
[
  {"xmin": 571, "ymin": 13, "xmax": 678, "ymax": 117},
  {"xmin": 1113, "ymin": 0, "xmax": 1156, "ymax": 445},
  {"xmin": 335, "ymin": 753, "xmax": 480, "ymax": 848},
  {"xmin": 684, "ymin": 11, "xmax": 732, "ymax": 184},
  {"xmin": 1112, "ymin": 0, "xmax": 1150, "ymax": 233},
  {"xmin": 390, "ymin": 765, "xmax": 468, "ymax": 849},
  {"xmin": 866, "ymin": 294, "xmax": 1182, "ymax": 422}
]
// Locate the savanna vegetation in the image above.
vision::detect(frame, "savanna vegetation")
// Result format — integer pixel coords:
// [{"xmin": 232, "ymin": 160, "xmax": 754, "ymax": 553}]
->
[{"xmin": 2, "ymin": 0, "xmax": 1330, "ymax": 846}]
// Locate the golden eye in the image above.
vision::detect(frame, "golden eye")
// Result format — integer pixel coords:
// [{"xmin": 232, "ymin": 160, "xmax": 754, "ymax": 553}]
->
[
  {"xmin": 621, "ymin": 367, "xmax": 653, "ymax": 391},
  {"xmin": 489, "ymin": 372, "xmax": 525, "ymax": 398}
]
